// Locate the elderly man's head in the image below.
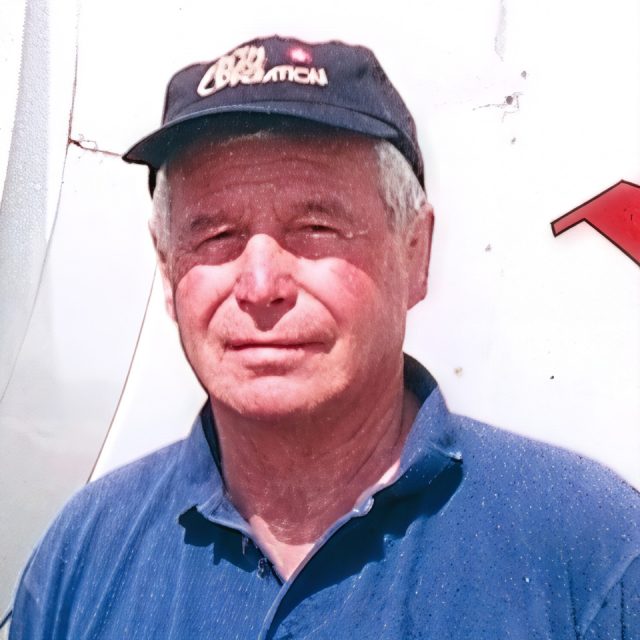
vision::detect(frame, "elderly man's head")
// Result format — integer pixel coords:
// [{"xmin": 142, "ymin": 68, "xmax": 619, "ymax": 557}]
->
[
  {"xmin": 149, "ymin": 122, "xmax": 433, "ymax": 420},
  {"xmin": 122, "ymin": 37, "xmax": 434, "ymax": 419}
]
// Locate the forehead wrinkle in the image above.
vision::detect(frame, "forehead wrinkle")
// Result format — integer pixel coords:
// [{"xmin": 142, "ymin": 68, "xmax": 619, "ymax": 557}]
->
[
  {"xmin": 179, "ymin": 155, "xmax": 364, "ymax": 188},
  {"xmin": 182, "ymin": 186, "xmax": 359, "ymax": 228},
  {"xmin": 179, "ymin": 197, "xmax": 285, "ymax": 230},
  {"xmin": 171, "ymin": 166, "xmax": 361, "ymax": 217}
]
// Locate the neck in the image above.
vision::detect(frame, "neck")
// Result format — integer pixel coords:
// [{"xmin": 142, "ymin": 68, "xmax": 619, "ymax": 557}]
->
[{"xmin": 211, "ymin": 365, "xmax": 419, "ymax": 579}]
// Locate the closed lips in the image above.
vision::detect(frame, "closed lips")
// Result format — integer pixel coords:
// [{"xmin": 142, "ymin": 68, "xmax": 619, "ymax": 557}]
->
[{"xmin": 227, "ymin": 340, "xmax": 322, "ymax": 350}]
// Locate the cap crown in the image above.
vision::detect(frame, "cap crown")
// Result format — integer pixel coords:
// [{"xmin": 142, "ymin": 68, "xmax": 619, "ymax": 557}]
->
[{"xmin": 124, "ymin": 36, "xmax": 424, "ymax": 186}]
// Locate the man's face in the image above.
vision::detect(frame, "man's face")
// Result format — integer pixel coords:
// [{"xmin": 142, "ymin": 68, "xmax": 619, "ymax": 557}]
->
[{"xmin": 158, "ymin": 132, "xmax": 430, "ymax": 420}]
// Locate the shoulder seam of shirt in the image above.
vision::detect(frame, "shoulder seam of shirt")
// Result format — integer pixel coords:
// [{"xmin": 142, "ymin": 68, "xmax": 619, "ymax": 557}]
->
[{"xmin": 580, "ymin": 552, "xmax": 640, "ymax": 637}]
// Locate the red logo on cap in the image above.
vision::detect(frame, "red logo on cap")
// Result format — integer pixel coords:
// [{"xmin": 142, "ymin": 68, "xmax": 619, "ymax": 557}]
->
[{"xmin": 288, "ymin": 47, "xmax": 312, "ymax": 65}]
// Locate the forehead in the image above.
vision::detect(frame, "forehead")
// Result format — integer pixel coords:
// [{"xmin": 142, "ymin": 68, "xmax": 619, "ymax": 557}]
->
[{"xmin": 164, "ymin": 129, "xmax": 379, "ymax": 192}]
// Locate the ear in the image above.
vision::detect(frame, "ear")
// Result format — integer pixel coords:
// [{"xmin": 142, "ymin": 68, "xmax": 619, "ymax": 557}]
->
[
  {"xmin": 406, "ymin": 202, "xmax": 434, "ymax": 309},
  {"xmin": 150, "ymin": 223, "xmax": 177, "ymax": 322}
]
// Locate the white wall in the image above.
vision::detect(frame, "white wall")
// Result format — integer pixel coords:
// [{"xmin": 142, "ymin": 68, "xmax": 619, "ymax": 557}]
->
[{"xmin": 1, "ymin": 0, "xmax": 639, "ymax": 613}]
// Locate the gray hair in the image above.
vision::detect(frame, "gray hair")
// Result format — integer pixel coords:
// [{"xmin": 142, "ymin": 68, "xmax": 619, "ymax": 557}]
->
[
  {"xmin": 373, "ymin": 141, "xmax": 428, "ymax": 230},
  {"xmin": 151, "ymin": 135, "xmax": 427, "ymax": 252}
]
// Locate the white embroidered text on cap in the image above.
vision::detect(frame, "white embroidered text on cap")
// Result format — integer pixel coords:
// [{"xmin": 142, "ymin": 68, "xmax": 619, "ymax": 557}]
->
[{"xmin": 197, "ymin": 45, "xmax": 328, "ymax": 97}]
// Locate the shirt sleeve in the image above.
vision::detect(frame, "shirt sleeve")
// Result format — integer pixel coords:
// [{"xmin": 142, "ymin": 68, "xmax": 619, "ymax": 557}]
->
[{"xmin": 583, "ymin": 555, "xmax": 640, "ymax": 638}]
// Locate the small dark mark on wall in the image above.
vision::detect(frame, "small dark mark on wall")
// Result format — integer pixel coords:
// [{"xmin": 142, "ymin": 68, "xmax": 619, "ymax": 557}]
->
[{"xmin": 474, "ymin": 92, "xmax": 522, "ymax": 114}]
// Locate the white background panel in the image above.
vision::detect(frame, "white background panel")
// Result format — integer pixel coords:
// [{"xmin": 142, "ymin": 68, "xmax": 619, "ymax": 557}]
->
[
  {"xmin": 0, "ymin": 149, "xmax": 154, "ymax": 608},
  {"xmin": 0, "ymin": 0, "xmax": 78, "ymax": 399},
  {"xmin": 0, "ymin": 0, "xmax": 26, "ymax": 198}
]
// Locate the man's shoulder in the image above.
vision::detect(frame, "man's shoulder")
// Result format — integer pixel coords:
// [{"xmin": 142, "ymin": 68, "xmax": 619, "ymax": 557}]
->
[
  {"xmin": 7, "ymin": 432, "xmax": 212, "ymax": 639},
  {"xmin": 443, "ymin": 407, "xmax": 637, "ymax": 522},
  {"xmin": 411, "ymin": 377, "xmax": 640, "ymax": 529},
  {"xmin": 31, "ymin": 438, "xmax": 188, "ymax": 564},
  {"xmin": 12, "ymin": 437, "xmax": 196, "ymax": 594},
  {"xmin": 449, "ymin": 408, "xmax": 639, "ymax": 508},
  {"xmin": 430, "ymin": 400, "xmax": 640, "ymax": 634},
  {"xmin": 66, "ymin": 439, "xmax": 185, "ymax": 517},
  {"xmin": 420, "ymin": 388, "xmax": 639, "ymax": 544},
  {"xmin": 57, "ymin": 408, "xmax": 217, "ymax": 527},
  {"xmin": 443, "ymin": 403, "xmax": 640, "ymax": 573}
]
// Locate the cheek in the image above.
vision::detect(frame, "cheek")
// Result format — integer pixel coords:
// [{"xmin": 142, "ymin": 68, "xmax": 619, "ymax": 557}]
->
[
  {"xmin": 173, "ymin": 264, "xmax": 234, "ymax": 330},
  {"xmin": 299, "ymin": 257, "xmax": 401, "ymax": 331},
  {"xmin": 321, "ymin": 248, "xmax": 410, "ymax": 357}
]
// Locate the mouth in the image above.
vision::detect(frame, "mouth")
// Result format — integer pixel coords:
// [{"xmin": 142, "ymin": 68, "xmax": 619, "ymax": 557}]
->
[
  {"xmin": 223, "ymin": 337, "xmax": 330, "ymax": 372},
  {"xmin": 227, "ymin": 341, "xmax": 321, "ymax": 351}
]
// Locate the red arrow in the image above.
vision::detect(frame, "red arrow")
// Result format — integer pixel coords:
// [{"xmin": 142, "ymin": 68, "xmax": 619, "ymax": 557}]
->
[{"xmin": 551, "ymin": 180, "xmax": 640, "ymax": 266}]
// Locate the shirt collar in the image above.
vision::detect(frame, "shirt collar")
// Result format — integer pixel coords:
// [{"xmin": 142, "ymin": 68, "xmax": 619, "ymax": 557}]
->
[
  {"xmin": 384, "ymin": 354, "xmax": 463, "ymax": 500},
  {"xmin": 174, "ymin": 406, "xmax": 225, "ymax": 518},
  {"xmin": 176, "ymin": 354, "xmax": 463, "ymax": 518}
]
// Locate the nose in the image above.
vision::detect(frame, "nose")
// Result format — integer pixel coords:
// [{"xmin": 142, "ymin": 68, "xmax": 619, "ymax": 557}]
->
[{"xmin": 234, "ymin": 234, "xmax": 298, "ymax": 330}]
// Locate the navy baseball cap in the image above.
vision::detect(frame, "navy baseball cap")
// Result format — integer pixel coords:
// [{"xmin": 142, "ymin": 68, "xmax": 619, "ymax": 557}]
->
[{"xmin": 123, "ymin": 35, "xmax": 424, "ymax": 186}]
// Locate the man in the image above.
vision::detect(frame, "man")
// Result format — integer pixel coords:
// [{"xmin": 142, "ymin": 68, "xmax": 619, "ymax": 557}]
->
[{"xmin": 7, "ymin": 36, "xmax": 640, "ymax": 639}]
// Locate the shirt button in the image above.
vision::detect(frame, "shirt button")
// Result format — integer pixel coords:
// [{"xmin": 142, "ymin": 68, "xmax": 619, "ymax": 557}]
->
[{"xmin": 257, "ymin": 557, "xmax": 270, "ymax": 578}]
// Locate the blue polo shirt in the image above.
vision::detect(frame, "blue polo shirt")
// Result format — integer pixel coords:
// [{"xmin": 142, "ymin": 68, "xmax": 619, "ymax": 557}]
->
[{"xmin": 7, "ymin": 358, "xmax": 640, "ymax": 638}]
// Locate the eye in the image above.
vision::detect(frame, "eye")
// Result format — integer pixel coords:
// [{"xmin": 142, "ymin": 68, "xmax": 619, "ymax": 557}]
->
[
  {"xmin": 201, "ymin": 227, "xmax": 237, "ymax": 245},
  {"xmin": 302, "ymin": 223, "xmax": 339, "ymax": 236},
  {"xmin": 208, "ymin": 229, "xmax": 233, "ymax": 240},
  {"xmin": 194, "ymin": 226, "xmax": 243, "ymax": 255},
  {"xmin": 192, "ymin": 226, "xmax": 246, "ymax": 264}
]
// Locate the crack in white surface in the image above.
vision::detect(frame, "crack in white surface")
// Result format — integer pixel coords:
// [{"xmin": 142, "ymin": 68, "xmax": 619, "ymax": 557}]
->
[{"xmin": 69, "ymin": 137, "xmax": 121, "ymax": 157}]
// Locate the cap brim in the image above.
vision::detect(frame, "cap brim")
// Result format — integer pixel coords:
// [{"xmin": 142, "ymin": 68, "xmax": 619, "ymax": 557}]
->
[{"xmin": 122, "ymin": 101, "xmax": 399, "ymax": 168}]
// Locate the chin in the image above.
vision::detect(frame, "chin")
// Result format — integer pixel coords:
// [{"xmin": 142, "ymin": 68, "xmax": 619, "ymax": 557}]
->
[{"xmin": 209, "ymin": 374, "xmax": 345, "ymax": 422}]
